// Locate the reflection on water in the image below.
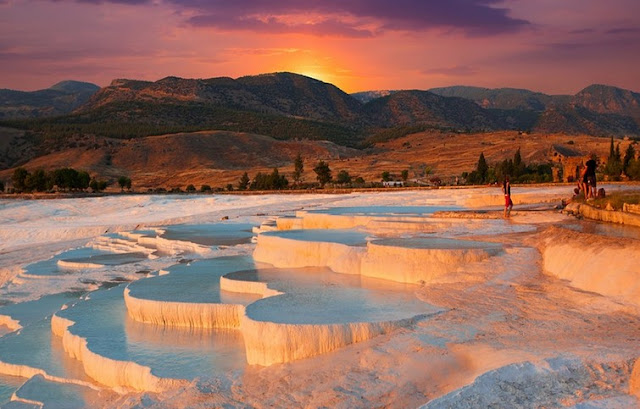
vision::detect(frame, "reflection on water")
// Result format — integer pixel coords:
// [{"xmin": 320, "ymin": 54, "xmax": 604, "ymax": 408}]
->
[
  {"xmin": 0, "ymin": 318, "xmax": 92, "ymax": 383},
  {"xmin": 127, "ymin": 256, "xmax": 261, "ymax": 304},
  {"xmin": 262, "ymin": 229, "xmax": 370, "ymax": 246},
  {"xmin": 234, "ymin": 267, "xmax": 438, "ymax": 325},
  {"xmin": 57, "ymin": 285, "xmax": 248, "ymax": 380},
  {"xmin": 564, "ymin": 219, "xmax": 640, "ymax": 240},
  {"xmin": 372, "ymin": 237, "xmax": 503, "ymax": 250},
  {"xmin": 160, "ymin": 223, "xmax": 255, "ymax": 246},
  {"xmin": 0, "ymin": 374, "xmax": 23, "ymax": 406}
]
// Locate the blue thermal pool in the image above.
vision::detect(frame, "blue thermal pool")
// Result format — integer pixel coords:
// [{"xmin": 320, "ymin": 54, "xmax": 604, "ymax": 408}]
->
[
  {"xmin": 370, "ymin": 237, "xmax": 503, "ymax": 250},
  {"xmin": 225, "ymin": 267, "xmax": 439, "ymax": 325},
  {"xmin": 260, "ymin": 229, "xmax": 370, "ymax": 246},
  {"xmin": 126, "ymin": 255, "xmax": 262, "ymax": 305},
  {"xmin": 159, "ymin": 223, "xmax": 255, "ymax": 246},
  {"xmin": 56, "ymin": 285, "xmax": 248, "ymax": 380}
]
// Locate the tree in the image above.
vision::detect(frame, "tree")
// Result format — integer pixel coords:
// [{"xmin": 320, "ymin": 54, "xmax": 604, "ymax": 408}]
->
[
  {"xmin": 25, "ymin": 169, "xmax": 49, "ymax": 192},
  {"xmin": 200, "ymin": 185, "xmax": 212, "ymax": 192},
  {"xmin": 336, "ymin": 170, "xmax": 351, "ymax": 185},
  {"xmin": 476, "ymin": 153, "xmax": 488, "ymax": 183},
  {"xmin": 0, "ymin": 180, "xmax": 4, "ymax": 192},
  {"xmin": 293, "ymin": 153, "xmax": 304, "ymax": 185},
  {"xmin": 313, "ymin": 161, "xmax": 332, "ymax": 187},
  {"xmin": 12, "ymin": 167, "xmax": 29, "ymax": 192},
  {"xmin": 624, "ymin": 143, "xmax": 636, "ymax": 174},
  {"xmin": 381, "ymin": 171, "xmax": 391, "ymax": 182},
  {"xmin": 226, "ymin": 184, "xmax": 234, "ymax": 191},
  {"xmin": 401, "ymin": 169, "xmax": 409, "ymax": 182},
  {"xmin": 269, "ymin": 167, "xmax": 288, "ymax": 190},
  {"xmin": 605, "ymin": 137, "xmax": 623, "ymax": 180},
  {"xmin": 238, "ymin": 172, "xmax": 250, "ymax": 190},
  {"xmin": 118, "ymin": 176, "xmax": 132, "ymax": 192},
  {"xmin": 186, "ymin": 184, "xmax": 196, "ymax": 193},
  {"xmin": 513, "ymin": 148, "xmax": 525, "ymax": 178},
  {"xmin": 90, "ymin": 178, "xmax": 108, "ymax": 192},
  {"xmin": 77, "ymin": 171, "xmax": 91, "ymax": 191}
]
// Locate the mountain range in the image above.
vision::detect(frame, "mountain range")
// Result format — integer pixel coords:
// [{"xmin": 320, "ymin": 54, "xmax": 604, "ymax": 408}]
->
[
  {"xmin": 0, "ymin": 73, "xmax": 639, "ymax": 187},
  {"xmin": 0, "ymin": 81, "xmax": 100, "ymax": 119},
  {"xmin": 2, "ymin": 74, "xmax": 638, "ymax": 139}
]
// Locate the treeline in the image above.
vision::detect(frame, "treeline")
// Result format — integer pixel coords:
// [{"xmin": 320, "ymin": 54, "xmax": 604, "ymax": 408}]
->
[
  {"xmin": 0, "ymin": 101, "xmax": 363, "ymax": 147},
  {"xmin": 230, "ymin": 159, "xmax": 372, "ymax": 191},
  {"xmin": 462, "ymin": 148, "xmax": 553, "ymax": 185},
  {"xmin": 603, "ymin": 136, "xmax": 640, "ymax": 180},
  {"xmin": 4, "ymin": 167, "xmax": 114, "ymax": 193}
]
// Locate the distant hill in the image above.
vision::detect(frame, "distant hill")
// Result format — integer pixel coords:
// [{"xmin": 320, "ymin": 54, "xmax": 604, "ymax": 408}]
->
[
  {"xmin": 572, "ymin": 84, "xmax": 640, "ymax": 121},
  {"xmin": 428, "ymin": 85, "xmax": 563, "ymax": 111},
  {"xmin": 427, "ymin": 84, "xmax": 640, "ymax": 136},
  {"xmin": 0, "ymin": 81, "xmax": 100, "ymax": 119},
  {"xmin": 363, "ymin": 90, "xmax": 498, "ymax": 130},
  {"xmin": 80, "ymin": 73, "xmax": 362, "ymax": 123}
]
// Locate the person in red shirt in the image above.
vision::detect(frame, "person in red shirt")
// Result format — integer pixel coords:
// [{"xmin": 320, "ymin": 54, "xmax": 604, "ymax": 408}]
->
[{"xmin": 502, "ymin": 176, "xmax": 513, "ymax": 218}]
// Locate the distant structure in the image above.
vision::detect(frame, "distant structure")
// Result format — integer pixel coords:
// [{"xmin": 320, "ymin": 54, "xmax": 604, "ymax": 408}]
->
[
  {"xmin": 382, "ymin": 181, "xmax": 404, "ymax": 187},
  {"xmin": 549, "ymin": 144, "xmax": 588, "ymax": 182}
]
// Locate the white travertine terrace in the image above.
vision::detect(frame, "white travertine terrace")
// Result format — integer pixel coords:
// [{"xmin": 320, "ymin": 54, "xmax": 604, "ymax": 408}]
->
[
  {"xmin": 123, "ymin": 287, "xmax": 244, "ymax": 329},
  {"xmin": 253, "ymin": 231, "xmax": 502, "ymax": 284},
  {"xmin": 240, "ymin": 314, "xmax": 419, "ymax": 366},
  {"xmin": 51, "ymin": 312, "xmax": 186, "ymax": 393},
  {"xmin": 361, "ymin": 239, "xmax": 502, "ymax": 283},
  {"xmin": 56, "ymin": 260, "xmax": 103, "ymax": 269},
  {"xmin": 219, "ymin": 270, "xmax": 433, "ymax": 366},
  {"xmin": 540, "ymin": 226, "xmax": 640, "ymax": 307},
  {"xmin": 252, "ymin": 233, "xmax": 367, "ymax": 275}
]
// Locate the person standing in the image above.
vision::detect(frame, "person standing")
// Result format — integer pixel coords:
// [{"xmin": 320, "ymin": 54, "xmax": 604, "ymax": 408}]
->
[
  {"xmin": 584, "ymin": 156, "xmax": 597, "ymax": 199},
  {"xmin": 502, "ymin": 176, "xmax": 513, "ymax": 218}
]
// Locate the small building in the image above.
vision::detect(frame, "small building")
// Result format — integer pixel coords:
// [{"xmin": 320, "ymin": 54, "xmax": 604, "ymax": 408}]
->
[
  {"xmin": 382, "ymin": 181, "xmax": 404, "ymax": 187},
  {"xmin": 550, "ymin": 144, "xmax": 588, "ymax": 182}
]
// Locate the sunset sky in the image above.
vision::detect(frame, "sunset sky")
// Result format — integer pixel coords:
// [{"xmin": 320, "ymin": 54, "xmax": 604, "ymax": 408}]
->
[{"xmin": 1, "ymin": 0, "xmax": 639, "ymax": 94}]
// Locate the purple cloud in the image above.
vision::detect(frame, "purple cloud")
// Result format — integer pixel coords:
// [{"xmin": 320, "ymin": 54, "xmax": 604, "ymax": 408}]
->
[
  {"xmin": 38, "ymin": 0, "xmax": 530, "ymax": 37},
  {"xmin": 605, "ymin": 27, "xmax": 640, "ymax": 35},
  {"xmin": 188, "ymin": 14, "xmax": 375, "ymax": 38}
]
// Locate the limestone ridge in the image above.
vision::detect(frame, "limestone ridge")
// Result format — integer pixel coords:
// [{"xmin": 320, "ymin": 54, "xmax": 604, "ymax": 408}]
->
[{"xmin": 0, "ymin": 81, "xmax": 100, "ymax": 119}]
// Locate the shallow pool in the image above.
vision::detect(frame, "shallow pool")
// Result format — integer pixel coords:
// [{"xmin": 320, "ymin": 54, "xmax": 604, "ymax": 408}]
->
[
  {"xmin": 229, "ymin": 267, "xmax": 438, "ymax": 325},
  {"xmin": 160, "ymin": 223, "xmax": 255, "ymax": 246},
  {"xmin": 260, "ymin": 229, "xmax": 370, "ymax": 246}
]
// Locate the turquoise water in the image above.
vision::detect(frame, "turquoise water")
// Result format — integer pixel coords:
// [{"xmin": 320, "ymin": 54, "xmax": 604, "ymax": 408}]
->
[
  {"xmin": 9, "ymin": 375, "xmax": 100, "ymax": 409},
  {"xmin": 56, "ymin": 285, "xmax": 248, "ymax": 380},
  {"xmin": 160, "ymin": 223, "xmax": 255, "ymax": 246},
  {"xmin": 126, "ymin": 256, "xmax": 261, "ymax": 304},
  {"xmin": 0, "ymin": 292, "xmax": 82, "ymax": 328},
  {"xmin": 0, "ymin": 375, "xmax": 23, "ymax": 407},
  {"xmin": 371, "ymin": 237, "xmax": 503, "ymax": 250},
  {"xmin": 230, "ymin": 268, "xmax": 438, "ymax": 325},
  {"xmin": 23, "ymin": 247, "xmax": 146, "ymax": 277},
  {"xmin": 0, "ymin": 317, "xmax": 89, "ymax": 381},
  {"xmin": 261, "ymin": 229, "xmax": 370, "ymax": 246}
]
